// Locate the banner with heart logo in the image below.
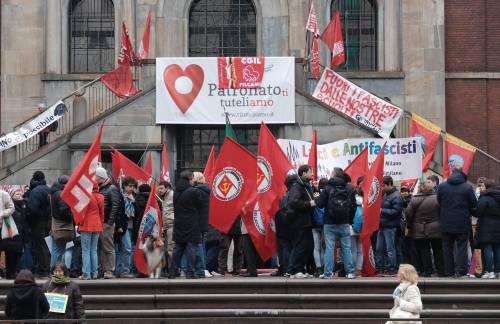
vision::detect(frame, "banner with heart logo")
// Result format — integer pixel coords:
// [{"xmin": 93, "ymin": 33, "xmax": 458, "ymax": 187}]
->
[{"xmin": 156, "ymin": 57, "xmax": 295, "ymax": 124}]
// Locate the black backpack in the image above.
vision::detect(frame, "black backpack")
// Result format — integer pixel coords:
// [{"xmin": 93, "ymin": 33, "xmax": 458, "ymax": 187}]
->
[
  {"xmin": 327, "ymin": 186, "xmax": 352, "ymax": 222},
  {"xmin": 279, "ymin": 191, "xmax": 295, "ymax": 225}
]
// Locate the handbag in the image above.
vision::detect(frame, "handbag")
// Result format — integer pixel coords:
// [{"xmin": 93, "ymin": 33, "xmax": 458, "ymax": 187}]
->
[{"xmin": 1, "ymin": 215, "xmax": 19, "ymax": 239}]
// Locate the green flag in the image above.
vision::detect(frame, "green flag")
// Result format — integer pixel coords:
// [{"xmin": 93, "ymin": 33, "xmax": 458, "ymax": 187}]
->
[{"xmin": 225, "ymin": 113, "xmax": 237, "ymax": 141}]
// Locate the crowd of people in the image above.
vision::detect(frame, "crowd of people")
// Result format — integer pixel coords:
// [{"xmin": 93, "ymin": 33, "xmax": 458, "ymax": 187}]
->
[{"xmin": 0, "ymin": 161, "xmax": 498, "ymax": 283}]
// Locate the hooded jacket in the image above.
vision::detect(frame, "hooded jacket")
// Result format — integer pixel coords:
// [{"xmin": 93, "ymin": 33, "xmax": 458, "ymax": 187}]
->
[
  {"xmin": 316, "ymin": 176, "xmax": 355, "ymax": 225},
  {"xmin": 5, "ymin": 283, "xmax": 49, "ymax": 320},
  {"xmin": 286, "ymin": 180, "xmax": 314, "ymax": 229},
  {"xmin": 437, "ymin": 171, "xmax": 477, "ymax": 234},
  {"xmin": 173, "ymin": 178, "xmax": 203, "ymax": 243},
  {"xmin": 476, "ymin": 189, "xmax": 500, "ymax": 244},
  {"xmin": 78, "ymin": 189, "xmax": 104, "ymax": 233},
  {"xmin": 27, "ymin": 179, "xmax": 51, "ymax": 223}
]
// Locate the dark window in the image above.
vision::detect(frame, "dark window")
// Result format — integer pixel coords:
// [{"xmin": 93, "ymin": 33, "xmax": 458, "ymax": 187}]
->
[
  {"xmin": 176, "ymin": 126, "xmax": 262, "ymax": 177},
  {"xmin": 331, "ymin": 0, "xmax": 377, "ymax": 71},
  {"xmin": 189, "ymin": 0, "xmax": 257, "ymax": 57},
  {"xmin": 69, "ymin": 0, "xmax": 114, "ymax": 73}
]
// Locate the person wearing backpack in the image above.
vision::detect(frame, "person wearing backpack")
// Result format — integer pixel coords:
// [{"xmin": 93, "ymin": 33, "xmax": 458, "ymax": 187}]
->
[
  {"xmin": 376, "ymin": 176, "xmax": 404, "ymax": 275},
  {"xmin": 316, "ymin": 168, "xmax": 356, "ymax": 279},
  {"xmin": 26, "ymin": 171, "xmax": 52, "ymax": 278},
  {"xmin": 50, "ymin": 175, "xmax": 74, "ymax": 267}
]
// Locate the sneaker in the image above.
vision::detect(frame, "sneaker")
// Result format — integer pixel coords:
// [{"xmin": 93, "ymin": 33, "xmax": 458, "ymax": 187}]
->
[
  {"xmin": 211, "ymin": 271, "xmax": 223, "ymax": 277},
  {"xmin": 319, "ymin": 274, "xmax": 333, "ymax": 279},
  {"xmin": 204, "ymin": 270, "xmax": 213, "ymax": 278},
  {"xmin": 484, "ymin": 272, "xmax": 496, "ymax": 279},
  {"xmin": 103, "ymin": 271, "xmax": 115, "ymax": 279},
  {"xmin": 78, "ymin": 275, "xmax": 91, "ymax": 280},
  {"xmin": 346, "ymin": 273, "xmax": 356, "ymax": 279},
  {"xmin": 290, "ymin": 272, "xmax": 308, "ymax": 279}
]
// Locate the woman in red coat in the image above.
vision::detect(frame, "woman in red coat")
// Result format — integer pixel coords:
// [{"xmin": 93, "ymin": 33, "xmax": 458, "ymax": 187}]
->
[{"xmin": 76, "ymin": 184, "xmax": 104, "ymax": 279}]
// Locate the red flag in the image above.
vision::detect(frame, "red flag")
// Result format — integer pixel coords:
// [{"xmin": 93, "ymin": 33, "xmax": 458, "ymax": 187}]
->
[
  {"xmin": 360, "ymin": 144, "xmax": 385, "ymax": 276},
  {"xmin": 209, "ymin": 138, "xmax": 257, "ymax": 233},
  {"xmin": 443, "ymin": 134, "xmax": 476, "ymax": 178},
  {"xmin": 308, "ymin": 129, "xmax": 318, "ymax": 181},
  {"xmin": 249, "ymin": 122, "xmax": 294, "ymax": 260},
  {"xmin": 110, "ymin": 146, "xmax": 151, "ymax": 184},
  {"xmin": 61, "ymin": 122, "xmax": 104, "ymax": 224},
  {"xmin": 101, "ymin": 64, "xmax": 139, "ymax": 98},
  {"xmin": 311, "ymin": 36, "xmax": 320, "ymax": 80},
  {"xmin": 161, "ymin": 144, "xmax": 170, "ymax": 182},
  {"xmin": 306, "ymin": 0, "xmax": 318, "ymax": 34},
  {"xmin": 134, "ymin": 182, "xmax": 163, "ymax": 275},
  {"xmin": 204, "ymin": 145, "xmax": 216, "ymax": 186},
  {"xmin": 136, "ymin": 10, "xmax": 151, "ymax": 61},
  {"xmin": 344, "ymin": 147, "xmax": 368, "ymax": 185},
  {"xmin": 118, "ymin": 21, "xmax": 135, "ymax": 66},
  {"xmin": 145, "ymin": 152, "xmax": 152, "ymax": 175},
  {"xmin": 401, "ymin": 178, "xmax": 418, "ymax": 192},
  {"xmin": 320, "ymin": 11, "xmax": 345, "ymax": 68},
  {"xmin": 410, "ymin": 113, "xmax": 441, "ymax": 172}
]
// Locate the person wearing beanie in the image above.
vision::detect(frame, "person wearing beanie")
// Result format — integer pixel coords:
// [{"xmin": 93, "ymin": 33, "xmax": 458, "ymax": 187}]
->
[
  {"xmin": 26, "ymin": 171, "xmax": 52, "ymax": 278},
  {"xmin": 95, "ymin": 167, "xmax": 123, "ymax": 279}
]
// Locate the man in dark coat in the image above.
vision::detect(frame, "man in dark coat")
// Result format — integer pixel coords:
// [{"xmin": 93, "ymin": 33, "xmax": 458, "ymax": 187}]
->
[
  {"xmin": 192, "ymin": 172, "xmax": 210, "ymax": 277},
  {"xmin": 376, "ymin": 176, "xmax": 404, "ymax": 275},
  {"xmin": 26, "ymin": 171, "xmax": 52, "ymax": 278},
  {"xmin": 95, "ymin": 167, "xmax": 124, "ymax": 279},
  {"xmin": 437, "ymin": 164, "xmax": 477, "ymax": 277},
  {"xmin": 168, "ymin": 170, "xmax": 203, "ymax": 279},
  {"xmin": 286, "ymin": 165, "xmax": 316, "ymax": 279}
]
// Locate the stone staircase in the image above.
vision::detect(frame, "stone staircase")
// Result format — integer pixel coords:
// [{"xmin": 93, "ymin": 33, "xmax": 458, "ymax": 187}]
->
[{"xmin": 0, "ymin": 278, "xmax": 499, "ymax": 323}]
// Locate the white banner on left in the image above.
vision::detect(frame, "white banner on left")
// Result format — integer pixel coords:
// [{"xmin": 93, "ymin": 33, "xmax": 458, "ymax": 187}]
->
[{"xmin": 0, "ymin": 101, "xmax": 67, "ymax": 152}]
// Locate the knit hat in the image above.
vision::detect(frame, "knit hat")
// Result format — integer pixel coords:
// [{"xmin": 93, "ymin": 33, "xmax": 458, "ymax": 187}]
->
[
  {"xmin": 32, "ymin": 171, "xmax": 45, "ymax": 182},
  {"xmin": 95, "ymin": 167, "xmax": 108, "ymax": 180},
  {"xmin": 9, "ymin": 187, "xmax": 22, "ymax": 198},
  {"xmin": 57, "ymin": 175, "xmax": 69, "ymax": 185}
]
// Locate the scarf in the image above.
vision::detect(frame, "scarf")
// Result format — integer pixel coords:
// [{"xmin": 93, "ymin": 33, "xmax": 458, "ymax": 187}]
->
[
  {"xmin": 124, "ymin": 194, "xmax": 135, "ymax": 219},
  {"xmin": 51, "ymin": 275, "xmax": 71, "ymax": 285}
]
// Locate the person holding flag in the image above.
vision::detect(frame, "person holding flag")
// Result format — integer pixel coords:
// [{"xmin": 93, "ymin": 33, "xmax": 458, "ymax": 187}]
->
[
  {"xmin": 285, "ymin": 165, "xmax": 316, "ymax": 279},
  {"xmin": 157, "ymin": 181, "xmax": 174, "ymax": 271}
]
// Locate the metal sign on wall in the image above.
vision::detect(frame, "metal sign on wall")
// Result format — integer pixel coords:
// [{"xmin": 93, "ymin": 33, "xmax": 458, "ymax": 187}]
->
[{"xmin": 156, "ymin": 57, "xmax": 295, "ymax": 124}]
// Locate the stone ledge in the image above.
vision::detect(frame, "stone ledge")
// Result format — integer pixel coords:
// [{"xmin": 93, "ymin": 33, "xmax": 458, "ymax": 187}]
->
[{"xmin": 446, "ymin": 72, "xmax": 500, "ymax": 79}]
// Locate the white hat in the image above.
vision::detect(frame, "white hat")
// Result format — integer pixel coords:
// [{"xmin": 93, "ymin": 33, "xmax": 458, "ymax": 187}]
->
[{"xmin": 95, "ymin": 167, "xmax": 108, "ymax": 180}]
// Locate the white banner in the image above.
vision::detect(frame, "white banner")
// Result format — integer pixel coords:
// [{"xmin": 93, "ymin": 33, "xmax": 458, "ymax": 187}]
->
[
  {"xmin": 312, "ymin": 69, "xmax": 403, "ymax": 138},
  {"xmin": 278, "ymin": 137, "xmax": 422, "ymax": 181},
  {"xmin": 0, "ymin": 101, "xmax": 67, "ymax": 152},
  {"xmin": 156, "ymin": 57, "xmax": 295, "ymax": 124}
]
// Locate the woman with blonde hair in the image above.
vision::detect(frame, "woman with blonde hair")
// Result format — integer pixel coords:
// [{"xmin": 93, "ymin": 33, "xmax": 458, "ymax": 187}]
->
[{"xmin": 386, "ymin": 264, "xmax": 423, "ymax": 324}]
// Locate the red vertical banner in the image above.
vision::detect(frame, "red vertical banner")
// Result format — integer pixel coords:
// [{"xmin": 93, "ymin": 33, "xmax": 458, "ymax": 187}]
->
[
  {"xmin": 360, "ymin": 144, "xmax": 385, "ymax": 276},
  {"xmin": 136, "ymin": 10, "xmax": 151, "ymax": 61},
  {"xmin": 320, "ymin": 11, "xmax": 345, "ymax": 68},
  {"xmin": 161, "ymin": 144, "xmax": 170, "ymax": 182},
  {"xmin": 308, "ymin": 130, "xmax": 318, "ymax": 181},
  {"xmin": 443, "ymin": 134, "xmax": 476, "ymax": 178},
  {"xmin": 344, "ymin": 147, "xmax": 368, "ymax": 185},
  {"xmin": 410, "ymin": 113, "xmax": 441, "ymax": 171},
  {"xmin": 203, "ymin": 145, "xmax": 216, "ymax": 186}
]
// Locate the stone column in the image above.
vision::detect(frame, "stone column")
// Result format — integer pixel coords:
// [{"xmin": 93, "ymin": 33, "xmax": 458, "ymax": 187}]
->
[
  {"xmin": 45, "ymin": 0, "xmax": 62, "ymax": 74},
  {"xmin": 402, "ymin": 0, "xmax": 445, "ymax": 128}
]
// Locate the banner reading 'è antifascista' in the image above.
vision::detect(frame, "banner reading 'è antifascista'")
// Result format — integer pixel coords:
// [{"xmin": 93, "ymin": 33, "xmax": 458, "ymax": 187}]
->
[
  {"xmin": 313, "ymin": 68, "xmax": 403, "ymax": 138},
  {"xmin": 156, "ymin": 57, "xmax": 295, "ymax": 124}
]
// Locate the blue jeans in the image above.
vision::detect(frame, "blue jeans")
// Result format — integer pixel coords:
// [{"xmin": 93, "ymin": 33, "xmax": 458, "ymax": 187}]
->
[
  {"xmin": 169, "ymin": 242, "xmax": 199, "ymax": 277},
  {"xmin": 50, "ymin": 238, "xmax": 67, "ymax": 267},
  {"xmin": 115, "ymin": 229, "xmax": 132, "ymax": 275},
  {"xmin": 323, "ymin": 224, "xmax": 354, "ymax": 276},
  {"xmin": 312, "ymin": 228, "xmax": 323, "ymax": 268},
  {"xmin": 18, "ymin": 241, "xmax": 33, "ymax": 271},
  {"xmin": 181, "ymin": 241, "xmax": 206, "ymax": 275},
  {"xmin": 81, "ymin": 232, "xmax": 100, "ymax": 278},
  {"xmin": 481, "ymin": 243, "xmax": 500, "ymax": 273},
  {"xmin": 351, "ymin": 235, "xmax": 363, "ymax": 271},
  {"xmin": 375, "ymin": 228, "xmax": 397, "ymax": 272}
]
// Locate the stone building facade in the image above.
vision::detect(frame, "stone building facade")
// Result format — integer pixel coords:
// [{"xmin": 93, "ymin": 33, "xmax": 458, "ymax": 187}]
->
[{"xmin": 0, "ymin": 0, "xmax": 497, "ymax": 183}]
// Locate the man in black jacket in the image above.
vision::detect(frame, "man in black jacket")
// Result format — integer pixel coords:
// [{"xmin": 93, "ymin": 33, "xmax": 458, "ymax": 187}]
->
[
  {"xmin": 286, "ymin": 165, "xmax": 316, "ymax": 279},
  {"xmin": 95, "ymin": 167, "xmax": 124, "ymax": 279},
  {"xmin": 26, "ymin": 171, "xmax": 51, "ymax": 278},
  {"xmin": 316, "ymin": 168, "xmax": 356, "ymax": 279},
  {"xmin": 437, "ymin": 164, "xmax": 477, "ymax": 277}
]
